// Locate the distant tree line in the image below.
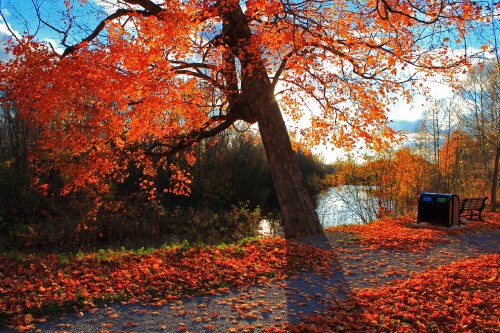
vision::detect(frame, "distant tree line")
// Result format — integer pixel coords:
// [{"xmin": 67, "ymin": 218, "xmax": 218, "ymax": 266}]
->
[
  {"xmin": 415, "ymin": 60, "xmax": 499, "ymax": 210},
  {"xmin": 324, "ymin": 59, "xmax": 499, "ymax": 217}
]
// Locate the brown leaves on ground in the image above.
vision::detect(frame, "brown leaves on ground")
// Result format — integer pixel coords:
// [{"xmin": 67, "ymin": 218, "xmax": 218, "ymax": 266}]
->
[
  {"xmin": 329, "ymin": 211, "xmax": 500, "ymax": 251},
  {"xmin": 271, "ymin": 212, "xmax": 500, "ymax": 333},
  {"xmin": 334, "ymin": 216, "xmax": 446, "ymax": 251}
]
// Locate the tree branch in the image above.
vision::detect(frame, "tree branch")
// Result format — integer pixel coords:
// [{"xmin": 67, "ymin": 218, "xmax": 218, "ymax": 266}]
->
[
  {"xmin": 377, "ymin": 0, "xmax": 446, "ymax": 24},
  {"xmin": 61, "ymin": 8, "xmax": 152, "ymax": 57},
  {"xmin": 145, "ymin": 116, "xmax": 235, "ymax": 157},
  {"xmin": 121, "ymin": 0, "xmax": 163, "ymax": 15},
  {"xmin": 272, "ymin": 51, "xmax": 294, "ymax": 89}
]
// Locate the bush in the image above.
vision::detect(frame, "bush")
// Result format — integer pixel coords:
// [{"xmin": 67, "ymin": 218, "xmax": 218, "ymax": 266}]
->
[
  {"xmin": 0, "ymin": 198, "xmax": 273, "ymax": 252},
  {"xmin": 165, "ymin": 202, "xmax": 269, "ymax": 245}
]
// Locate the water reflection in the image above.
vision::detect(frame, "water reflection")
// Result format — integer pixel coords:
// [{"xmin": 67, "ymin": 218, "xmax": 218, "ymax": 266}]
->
[
  {"xmin": 258, "ymin": 219, "xmax": 272, "ymax": 236},
  {"xmin": 316, "ymin": 186, "xmax": 378, "ymax": 228},
  {"xmin": 258, "ymin": 186, "xmax": 378, "ymax": 235}
]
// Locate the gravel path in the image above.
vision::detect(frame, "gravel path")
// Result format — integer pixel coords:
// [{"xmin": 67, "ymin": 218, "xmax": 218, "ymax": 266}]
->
[{"xmin": 1, "ymin": 225, "xmax": 498, "ymax": 333}]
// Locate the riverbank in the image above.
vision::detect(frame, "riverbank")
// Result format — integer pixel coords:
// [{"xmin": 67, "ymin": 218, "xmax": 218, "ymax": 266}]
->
[{"xmin": 1, "ymin": 213, "xmax": 499, "ymax": 332}]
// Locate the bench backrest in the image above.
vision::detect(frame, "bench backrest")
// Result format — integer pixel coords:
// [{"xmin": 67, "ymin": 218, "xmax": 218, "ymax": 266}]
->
[{"xmin": 460, "ymin": 197, "xmax": 488, "ymax": 211}]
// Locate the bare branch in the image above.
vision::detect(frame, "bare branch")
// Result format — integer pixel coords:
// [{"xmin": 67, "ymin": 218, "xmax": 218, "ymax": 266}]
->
[
  {"xmin": 172, "ymin": 69, "xmax": 225, "ymax": 90},
  {"xmin": 0, "ymin": 8, "xmax": 20, "ymax": 42},
  {"xmin": 272, "ymin": 51, "xmax": 294, "ymax": 89},
  {"xmin": 61, "ymin": 8, "xmax": 152, "ymax": 57},
  {"xmin": 31, "ymin": 0, "xmax": 71, "ymax": 46},
  {"xmin": 377, "ymin": 0, "xmax": 446, "ymax": 24}
]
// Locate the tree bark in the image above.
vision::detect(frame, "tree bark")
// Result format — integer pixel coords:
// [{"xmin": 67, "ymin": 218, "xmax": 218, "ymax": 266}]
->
[
  {"xmin": 491, "ymin": 146, "xmax": 499, "ymax": 211},
  {"xmin": 248, "ymin": 80, "xmax": 324, "ymax": 238}
]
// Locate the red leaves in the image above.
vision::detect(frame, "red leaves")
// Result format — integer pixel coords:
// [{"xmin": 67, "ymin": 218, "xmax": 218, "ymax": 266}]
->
[
  {"xmin": 331, "ymin": 216, "xmax": 446, "ymax": 251},
  {"xmin": 331, "ymin": 212, "xmax": 500, "ymax": 253},
  {"xmin": 467, "ymin": 211, "xmax": 500, "ymax": 232},
  {"xmin": 283, "ymin": 254, "xmax": 500, "ymax": 333},
  {"xmin": 2, "ymin": 215, "xmax": 499, "ymax": 331},
  {"xmin": 0, "ymin": 238, "xmax": 333, "ymax": 329}
]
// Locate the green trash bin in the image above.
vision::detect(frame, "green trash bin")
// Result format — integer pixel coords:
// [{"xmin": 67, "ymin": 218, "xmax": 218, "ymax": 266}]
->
[{"xmin": 417, "ymin": 192, "xmax": 460, "ymax": 227}]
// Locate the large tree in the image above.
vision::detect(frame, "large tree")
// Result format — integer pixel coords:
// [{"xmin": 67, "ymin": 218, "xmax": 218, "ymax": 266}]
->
[{"xmin": 0, "ymin": 0, "xmax": 481, "ymax": 237}]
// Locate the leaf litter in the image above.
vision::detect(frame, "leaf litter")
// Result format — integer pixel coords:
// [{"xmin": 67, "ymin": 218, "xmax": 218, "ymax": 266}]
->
[{"xmin": 0, "ymin": 213, "xmax": 498, "ymax": 332}]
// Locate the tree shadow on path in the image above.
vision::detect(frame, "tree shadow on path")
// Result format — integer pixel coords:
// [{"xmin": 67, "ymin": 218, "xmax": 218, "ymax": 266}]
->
[{"xmin": 280, "ymin": 233, "xmax": 351, "ymax": 326}]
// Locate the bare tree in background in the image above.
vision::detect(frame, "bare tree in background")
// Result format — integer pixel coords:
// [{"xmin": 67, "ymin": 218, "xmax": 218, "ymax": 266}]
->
[{"xmin": 459, "ymin": 61, "xmax": 500, "ymax": 211}]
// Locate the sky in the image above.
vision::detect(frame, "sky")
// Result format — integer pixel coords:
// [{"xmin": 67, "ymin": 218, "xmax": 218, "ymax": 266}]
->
[
  {"xmin": 0, "ymin": 0, "xmax": 491, "ymax": 163},
  {"xmin": 385, "ymin": 80, "xmax": 455, "ymax": 134}
]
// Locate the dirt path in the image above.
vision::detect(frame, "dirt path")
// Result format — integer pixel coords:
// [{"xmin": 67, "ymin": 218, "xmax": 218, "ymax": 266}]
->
[{"xmin": 1, "ymin": 222, "xmax": 498, "ymax": 333}]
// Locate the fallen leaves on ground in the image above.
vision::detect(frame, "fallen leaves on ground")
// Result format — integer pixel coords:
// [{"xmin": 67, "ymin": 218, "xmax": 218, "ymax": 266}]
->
[
  {"xmin": 328, "ymin": 212, "xmax": 500, "ymax": 251},
  {"xmin": 2, "ymin": 214, "xmax": 499, "ymax": 331},
  {"xmin": 328, "ymin": 216, "xmax": 446, "ymax": 251},
  {"xmin": 272, "ymin": 253, "xmax": 499, "ymax": 333},
  {"xmin": 463, "ymin": 211, "xmax": 500, "ymax": 232},
  {"xmin": 0, "ymin": 238, "xmax": 333, "ymax": 330}
]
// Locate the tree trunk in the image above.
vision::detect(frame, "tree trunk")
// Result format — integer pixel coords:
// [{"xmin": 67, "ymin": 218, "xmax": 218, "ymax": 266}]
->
[
  {"xmin": 491, "ymin": 146, "xmax": 499, "ymax": 211},
  {"xmin": 249, "ymin": 81, "xmax": 324, "ymax": 238}
]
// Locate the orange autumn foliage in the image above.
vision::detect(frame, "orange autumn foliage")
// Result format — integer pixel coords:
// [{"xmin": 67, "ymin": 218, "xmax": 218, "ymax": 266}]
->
[
  {"xmin": 363, "ymin": 148, "xmax": 435, "ymax": 215},
  {"xmin": 0, "ymin": 0, "xmax": 482, "ymax": 199},
  {"xmin": 439, "ymin": 129, "xmax": 490, "ymax": 197}
]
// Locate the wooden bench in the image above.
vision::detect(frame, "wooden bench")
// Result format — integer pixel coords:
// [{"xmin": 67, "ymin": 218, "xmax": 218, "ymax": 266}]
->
[{"xmin": 459, "ymin": 197, "xmax": 488, "ymax": 221}]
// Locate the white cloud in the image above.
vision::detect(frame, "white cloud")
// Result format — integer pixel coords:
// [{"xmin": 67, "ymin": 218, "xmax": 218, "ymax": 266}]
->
[
  {"xmin": 1, "ymin": 8, "xmax": 11, "ymax": 17},
  {"xmin": 0, "ymin": 22, "xmax": 19, "ymax": 39},
  {"xmin": 388, "ymin": 45, "xmax": 484, "ymax": 123},
  {"xmin": 44, "ymin": 38, "xmax": 64, "ymax": 54},
  {"xmin": 388, "ymin": 80, "xmax": 454, "ymax": 122},
  {"xmin": 90, "ymin": 0, "xmax": 166, "ymax": 14},
  {"xmin": 90, "ymin": 0, "xmax": 120, "ymax": 14},
  {"xmin": 0, "ymin": 22, "xmax": 19, "ymax": 61},
  {"xmin": 312, "ymin": 144, "xmax": 347, "ymax": 164}
]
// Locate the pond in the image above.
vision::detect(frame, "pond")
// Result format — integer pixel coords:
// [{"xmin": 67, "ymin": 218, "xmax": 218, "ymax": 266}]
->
[
  {"xmin": 316, "ymin": 186, "xmax": 379, "ymax": 228},
  {"xmin": 259, "ymin": 186, "xmax": 380, "ymax": 236}
]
